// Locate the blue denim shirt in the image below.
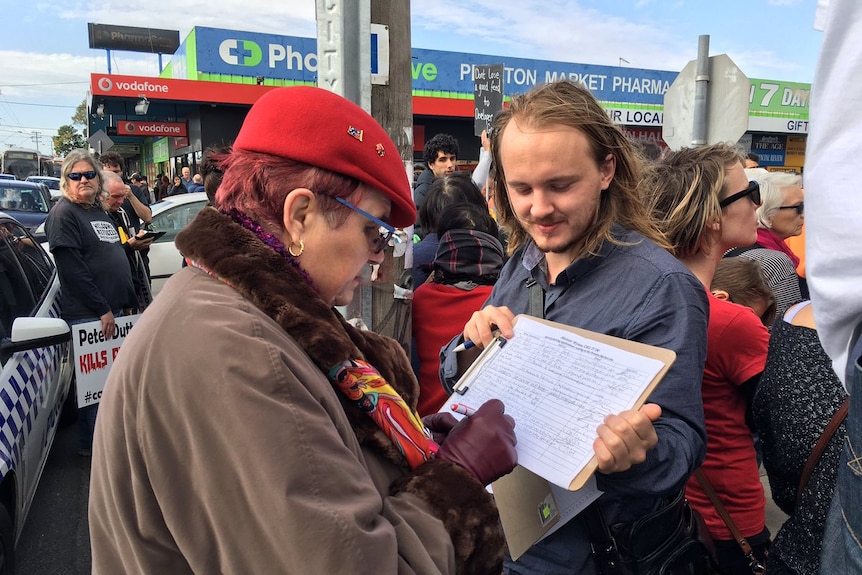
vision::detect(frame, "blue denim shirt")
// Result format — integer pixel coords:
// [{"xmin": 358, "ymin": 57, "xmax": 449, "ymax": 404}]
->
[{"xmin": 440, "ymin": 225, "xmax": 708, "ymax": 574}]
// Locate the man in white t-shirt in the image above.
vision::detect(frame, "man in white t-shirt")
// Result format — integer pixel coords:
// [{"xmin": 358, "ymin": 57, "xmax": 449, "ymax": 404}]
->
[{"xmin": 805, "ymin": 1, "xmax": 862, "ymax": 571}]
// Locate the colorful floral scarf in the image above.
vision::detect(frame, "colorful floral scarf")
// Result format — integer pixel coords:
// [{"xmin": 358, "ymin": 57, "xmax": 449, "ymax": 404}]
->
[{"xmin": 329, "ymin": 359, "xmax": 435, "ymax": 469}]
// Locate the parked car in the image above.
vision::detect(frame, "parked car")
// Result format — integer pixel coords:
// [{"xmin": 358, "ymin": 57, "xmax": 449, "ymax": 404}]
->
[
  {"xmin": 148, "ymin": 192, "xmax": 208, "ymax": 295},
  {"xmin": 0, "ymin": 181, "xmax": 52, "ymax": 241},
  {"xmin": 0, "ymin": 213, "xmax": 75, "ymax": 573},
  {"xmin": 0, "ymin": 175, "xmax": 14, "ymax": 181},
  {"xmin": 24, "ymin": 177, "xmax": 61, "ymax": 199}
]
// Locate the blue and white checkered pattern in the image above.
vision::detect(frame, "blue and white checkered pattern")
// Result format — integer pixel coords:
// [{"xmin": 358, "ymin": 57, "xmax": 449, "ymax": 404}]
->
[{"xmin": 0, "ymin": 297, "xmax": 64, "ymax": 478}]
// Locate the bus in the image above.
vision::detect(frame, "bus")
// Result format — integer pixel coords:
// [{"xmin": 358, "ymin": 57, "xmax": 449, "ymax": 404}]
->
[
  {"xmin": 0, "ymin": 148, "xmax": 60, "ymax": 179},
  {"xmin": 43, "ymin": 157, "xmax": 62, "ymax": 178}
]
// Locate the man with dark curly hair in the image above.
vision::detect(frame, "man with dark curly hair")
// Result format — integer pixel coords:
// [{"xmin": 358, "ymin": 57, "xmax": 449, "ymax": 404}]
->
[{"xmin": 414, "ymin": 133, "xmax": 459, "ymax": 236}]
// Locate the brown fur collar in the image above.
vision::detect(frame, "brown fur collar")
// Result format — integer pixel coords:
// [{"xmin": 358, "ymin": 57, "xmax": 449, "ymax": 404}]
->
[{"xmin": 175, "ymin": 208, "xmax": 420, "ymax": 468}]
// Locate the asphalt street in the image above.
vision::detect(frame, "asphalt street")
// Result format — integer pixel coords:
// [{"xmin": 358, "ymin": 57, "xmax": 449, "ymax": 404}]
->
[{"xmin": 17, "ymin": 421, "xmax": 91, "ymax": 575}]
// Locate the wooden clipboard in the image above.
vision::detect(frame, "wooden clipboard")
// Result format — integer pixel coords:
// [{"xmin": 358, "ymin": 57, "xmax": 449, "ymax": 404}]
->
[
  {"xmin": 443, "ymin": 314, "xmax": 677, "ymax": 559},
  {"xmin": 449, "ymin": 314, "xmax": 676, "ymax": 490}
]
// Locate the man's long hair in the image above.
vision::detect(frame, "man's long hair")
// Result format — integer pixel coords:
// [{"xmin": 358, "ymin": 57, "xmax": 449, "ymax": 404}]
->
[
  {"xmin": 490, "ymin": 80, "xmax": 668, "ymax": 255},
  {"xmin": 59, "ymin": 149, "xmax": 104, "ymax": 204}
]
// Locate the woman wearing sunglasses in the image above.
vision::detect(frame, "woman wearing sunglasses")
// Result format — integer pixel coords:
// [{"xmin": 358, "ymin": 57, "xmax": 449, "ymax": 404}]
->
[
  {"xmin": 645, "ymin": 143, "xmax": 771, "ymax": 574},
  {"xmin": 45, "ymin": 149, "xmax": 138, "ymax": 457},
  {"xmin": 727, "ymin": 170, "xmax": 806, "ymax": 325},
  {"xmin": 88, "ymin": 87, "xmax": 517, "ymax": 575}
]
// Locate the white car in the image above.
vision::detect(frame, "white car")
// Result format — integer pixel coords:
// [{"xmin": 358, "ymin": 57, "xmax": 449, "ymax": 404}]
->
[
  {"xmin": 23, "ymin": 177, "xmax": 61, "ymax": 199},
  {"xmin": 147, "ymin": 192, "xmax": 209, "ymax": 295},
  {"xmin": 0, "ymin": 212, "xmax": 75, "ymax": 571}
]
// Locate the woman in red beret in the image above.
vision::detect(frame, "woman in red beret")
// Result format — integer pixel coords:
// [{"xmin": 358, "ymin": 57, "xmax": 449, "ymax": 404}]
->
[{"xmin": 88, "ymin": 86, "xmax": 517, "ymax": 575}]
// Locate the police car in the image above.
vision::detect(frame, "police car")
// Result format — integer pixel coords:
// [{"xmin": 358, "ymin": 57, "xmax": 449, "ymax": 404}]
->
[{"xmin": 0, "ymin": 212, "xmax": 74, "ymax": 573}]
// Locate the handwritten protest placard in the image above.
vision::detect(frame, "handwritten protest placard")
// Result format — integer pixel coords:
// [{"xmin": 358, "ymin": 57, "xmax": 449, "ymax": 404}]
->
[{"xmin": 474, "ymin": 64, "xmax": 504, "ymax": 136}]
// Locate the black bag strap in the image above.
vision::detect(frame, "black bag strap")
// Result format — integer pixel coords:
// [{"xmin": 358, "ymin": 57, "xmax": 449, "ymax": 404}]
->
[
  {"xmin": 796, "ymin": 396, "xmax": 849, "ymax": 507},
  {"xmin": 526, "ymin": 277, "xmax": 543, "ymax": 318},
  {"xmin": 694, "ymin": 469, "xmax": 766, "ymax": 574}
]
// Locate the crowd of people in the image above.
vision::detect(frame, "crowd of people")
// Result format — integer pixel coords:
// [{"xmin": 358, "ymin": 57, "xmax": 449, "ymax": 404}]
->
[
  {"xmin": 35, "ymin": 4, "xmax": 861, "ymax": 572},
  {"xmin": 45, "ymin": 150, "xmax": 215, "ymax": 457},
  {"xmin": 406, "ymin": 78, "xmax": 844, "ymax": 575}
]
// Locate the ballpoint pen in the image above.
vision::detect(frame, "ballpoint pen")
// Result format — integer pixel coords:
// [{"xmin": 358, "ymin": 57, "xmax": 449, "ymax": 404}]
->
[
  {"xmin": 453, "ymin": 331, "xmax": 506, "ymax": 353},
  {"xmin": 452, "ymin": 339, "xmax": 476, "ymax": 353}
]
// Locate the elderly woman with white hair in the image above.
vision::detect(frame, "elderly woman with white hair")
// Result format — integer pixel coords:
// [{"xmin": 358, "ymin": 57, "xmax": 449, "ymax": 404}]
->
[{"xmin": 726, "ymin": 170, "xmax": 805, "ymax": 325}]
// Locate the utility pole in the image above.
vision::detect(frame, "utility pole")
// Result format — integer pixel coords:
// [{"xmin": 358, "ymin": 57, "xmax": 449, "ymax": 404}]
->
[
  {"xmin": 692, "ymin": 35, "xmax": 710, "ymax": 147},
  {"xmin": 316, "ymin": 0, "xmax": 375, "ymax": 329},
  {"xmin": 313, "ymin": 1, "xmax": 412, "ymax": 343},
  {"xmin": 30, "ymin": 131, "xmax": 43, "ymax": 154},
  {"xmin": 29, "ymin": 131, "xmax": 44, "ymax": 174},
  {"xmin": 370, "ymin": 0, "xmax": 412, "ymax": 349}
]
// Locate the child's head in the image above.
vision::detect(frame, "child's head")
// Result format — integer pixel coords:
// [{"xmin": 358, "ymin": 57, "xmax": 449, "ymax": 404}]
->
[{"xmin": 711, "ymin": 257, "xmax": 776, "ymax": 326}]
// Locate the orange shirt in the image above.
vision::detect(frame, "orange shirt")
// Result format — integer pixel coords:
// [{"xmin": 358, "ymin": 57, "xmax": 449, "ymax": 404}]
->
[{"xmin": 785, "ymin": 226, "xmax": 806, "ymax": 277}]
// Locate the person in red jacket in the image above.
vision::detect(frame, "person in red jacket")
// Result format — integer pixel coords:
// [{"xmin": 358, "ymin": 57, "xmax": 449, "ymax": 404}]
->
[{"xmin": 412, "ymin": 202, "xmax": 504, "ymax": 416}]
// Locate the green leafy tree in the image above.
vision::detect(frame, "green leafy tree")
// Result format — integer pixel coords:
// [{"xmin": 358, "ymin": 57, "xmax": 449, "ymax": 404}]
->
[
  {"xmin": 72, "ymin": 99, "xmax": 87, "ymax": 129},
  {"xmin": 53, "ymin": 124, "xmax": 86, "ymax": 156},
  {"xmin": 53, "ymin": 99, "xmax": 88, "ymax": 156}
]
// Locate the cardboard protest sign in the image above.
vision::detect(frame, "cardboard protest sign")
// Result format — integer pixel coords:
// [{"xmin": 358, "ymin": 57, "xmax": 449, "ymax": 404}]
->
[{"xmin": 72, "ymin": 314, "xmax": 140, "ymax": 407}]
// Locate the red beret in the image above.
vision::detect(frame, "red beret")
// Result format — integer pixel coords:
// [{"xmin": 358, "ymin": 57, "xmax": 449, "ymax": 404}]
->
[{"xmin": 233, "ymin": 86, "xmax": 414, "ymax": 228}]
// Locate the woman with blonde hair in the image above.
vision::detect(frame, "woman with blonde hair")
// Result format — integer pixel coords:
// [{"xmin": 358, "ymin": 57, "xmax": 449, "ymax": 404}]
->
[{"xmin": 645, "ymin": 143, "xmax": 771, "ymax": 574}]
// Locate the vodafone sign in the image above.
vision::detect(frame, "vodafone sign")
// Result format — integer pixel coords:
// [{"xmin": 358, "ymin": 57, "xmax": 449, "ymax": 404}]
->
[
  {"xmin": 90, "ymin": 73, "xmax": 275, "ymax": 105},
  {"xmin": 117, "ymin": 121, "xmax": 188, "ymax": 137}
]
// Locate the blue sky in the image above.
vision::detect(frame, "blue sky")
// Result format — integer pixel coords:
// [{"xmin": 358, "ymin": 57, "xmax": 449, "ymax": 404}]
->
[{"xmin": 0, "ymin": 0, "xmax": 821, "ymax": 154}]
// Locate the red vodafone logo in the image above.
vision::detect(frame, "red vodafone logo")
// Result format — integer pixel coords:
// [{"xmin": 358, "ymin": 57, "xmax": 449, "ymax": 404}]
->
[
  {"xmin": 117, "ymin": 121, "xmax": 188, "ymax": 137},
  {"xmin": 98, "ymin": 77, "xmax": 113, "ymax": 92}
]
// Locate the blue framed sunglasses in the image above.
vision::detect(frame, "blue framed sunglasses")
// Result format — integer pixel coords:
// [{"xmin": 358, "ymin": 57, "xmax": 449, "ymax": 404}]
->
[
  {"xmin": 334, "ymin": 197, "xmax": 395, "ymax": 254},
  {"xmin": 67, "ymin": 170, "xmax": 98, "ymax": 181}
]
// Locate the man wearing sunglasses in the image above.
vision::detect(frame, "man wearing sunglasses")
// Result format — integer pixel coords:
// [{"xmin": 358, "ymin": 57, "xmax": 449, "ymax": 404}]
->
[
  {"xmin": 45, "ymin": 149, "xmax": 136, "ymax": 456},
  {"xmin": 726, "ymin": 171, "xmax": 805, "ymax": 324}
]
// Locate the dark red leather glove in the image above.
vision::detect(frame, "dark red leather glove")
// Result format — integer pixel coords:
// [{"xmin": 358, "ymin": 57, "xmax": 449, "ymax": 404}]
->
[
  {"xmin": 422, "ymin": 412, "xmax": 458, "ymax": 445},
  {"xmin": 436, "ymin": 399, "xmax": 517, "ymax": 486}
]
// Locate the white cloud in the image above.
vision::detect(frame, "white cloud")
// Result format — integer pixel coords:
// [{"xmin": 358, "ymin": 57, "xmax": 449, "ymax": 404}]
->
[
  {"xmin": 413, "ymin": 0, "xmax": 693, "ymax": 71},
  {"xmin": 0, "ymin": 51, "xmax": 154, "ymax": 100},
  {"xmin": 57, "ymin": 0, "xmax": 317, "ymax": 39}
]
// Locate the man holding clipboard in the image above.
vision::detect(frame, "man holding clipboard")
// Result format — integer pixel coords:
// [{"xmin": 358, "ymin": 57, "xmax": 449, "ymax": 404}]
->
[{"xmin": 439, "ymin": 80, "xmax": 709, "ymax": 574}]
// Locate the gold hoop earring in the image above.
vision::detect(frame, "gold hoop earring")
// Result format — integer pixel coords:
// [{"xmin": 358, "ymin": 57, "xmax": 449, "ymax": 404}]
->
[{"xmin": 288, "ymin": 239, "xmax": 304, "ymax": 257}]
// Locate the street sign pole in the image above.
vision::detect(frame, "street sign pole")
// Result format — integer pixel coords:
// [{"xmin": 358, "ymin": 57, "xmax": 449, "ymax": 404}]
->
[
  {"xmin": 692, "ymin": 35, "xmax": 710, "ymax": 147},
  {"xmin": 663, "ymin": 39, "xmax": 751, "ymax": 150}
]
